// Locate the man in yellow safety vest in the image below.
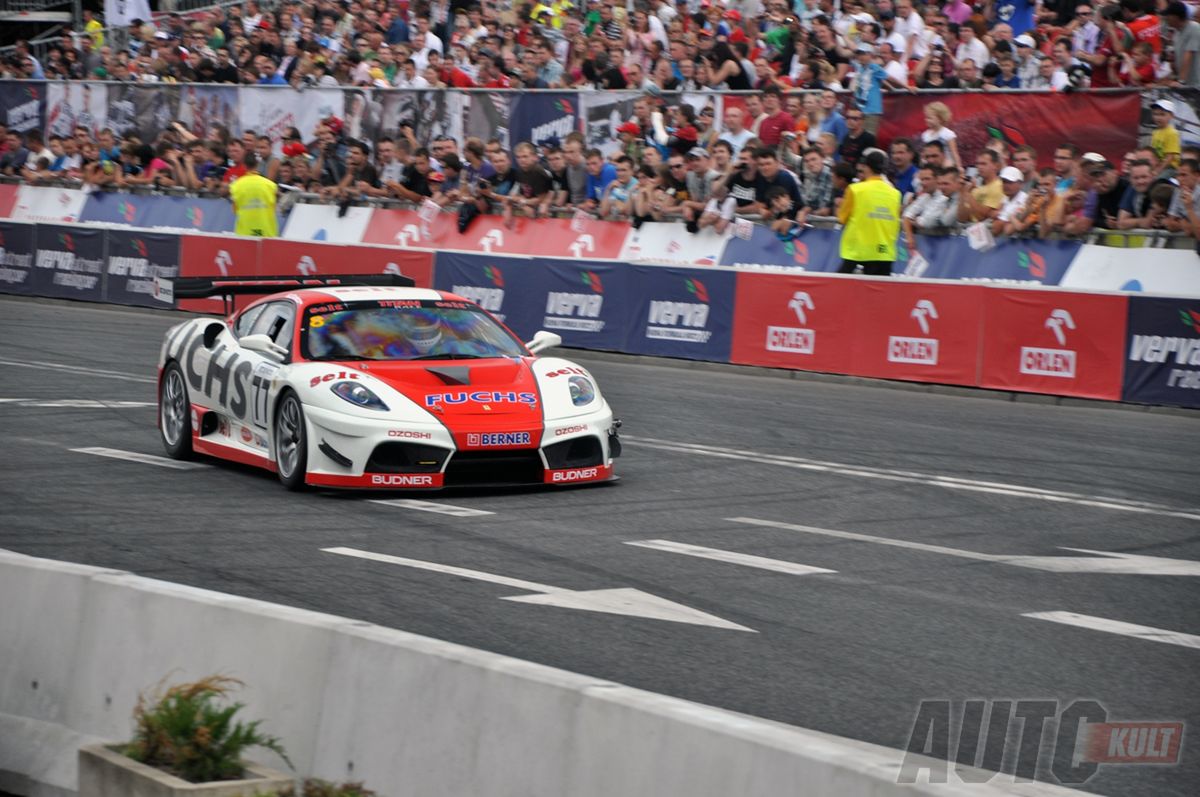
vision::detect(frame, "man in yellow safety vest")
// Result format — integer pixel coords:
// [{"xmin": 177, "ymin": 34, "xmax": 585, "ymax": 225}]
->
[
  {"xmin": 837, "ymin": 150, "xmax": 900, "ymax": 277},
  {"xmin": 229, "ymin": 153, "xmax": 278, "ymax": 238}
]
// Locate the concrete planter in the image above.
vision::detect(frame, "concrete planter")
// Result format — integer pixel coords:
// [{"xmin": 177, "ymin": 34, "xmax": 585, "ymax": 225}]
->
[{"xmin": 78, "ymin": 744, "xmax": 293, "ymax": 797}]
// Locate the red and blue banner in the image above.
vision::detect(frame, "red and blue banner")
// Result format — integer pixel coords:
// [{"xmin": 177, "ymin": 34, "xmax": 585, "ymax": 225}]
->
[
  {"xmin": 719, "ymin": 226, "xmax": 841, "ymax": 271},
  {"xmin": 624, "ymin": 265, "xmax": 736, "ymax": 362},
  {"xmin": 900, "ymin": 235, "xmax": 1081, "ymax": 285},
  {"xmin": 1122, "ymin": 296, "xmax": 1200, "ymax": 409},
  {"xmin": 79, "ymin": 193, "xmax": 237, "ymax": 233}
]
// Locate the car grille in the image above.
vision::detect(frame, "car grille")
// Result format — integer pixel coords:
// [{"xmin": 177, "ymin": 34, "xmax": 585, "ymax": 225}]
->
[
  {"xmin": 444, "ymin": 450, "xmax": 545, "ymax": 486},
  {"xmin": 366, "ymin": 443, "xmax": 450, "ymax": 473},
  {"xmin": 542, "ymin": 436, "xmax": 603, "ymax": 470}
]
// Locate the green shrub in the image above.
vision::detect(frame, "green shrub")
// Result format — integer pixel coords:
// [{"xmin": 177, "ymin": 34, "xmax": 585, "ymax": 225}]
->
[
  {"xmin": 254, "ymin": 779, "xmax": 377, "ymax": 797},
  {"xmin": 123, "ymin": 675, "xmax": 292, "ymax": 783}
]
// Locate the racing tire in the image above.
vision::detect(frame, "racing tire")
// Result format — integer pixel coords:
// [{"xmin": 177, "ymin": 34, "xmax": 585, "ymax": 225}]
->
[
  {"xmin": 273, "ymin": 391, "xmax": 309, "ymax": 491},
  {"xmin": 159, "ymin": 362, "xmax": 194, "ymax": 460}
]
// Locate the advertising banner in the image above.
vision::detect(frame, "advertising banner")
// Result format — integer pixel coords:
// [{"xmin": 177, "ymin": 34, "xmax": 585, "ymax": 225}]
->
[
  {"xmin": 904, "ymin": 235, "xmax": 1080, "ymax": 286},
  {"xmin": 104, "ymin": 83, "xmax": 179, "ymax": 143},
  {"xmin": 79, "ymin": 192, "xmax": 236, "ymax": 233},
  {"xmin": 978, "ymin": 288, "xmax": 1126, "ymax": 400},
  {"xmin": 619, "ymin": 221, "xmax": 729, "ymax": 266},
  {"xmin": 0, "ymin": 184, "xmax": 18, "ymax": 218},
  {"xmin": 507, "ymin": 92, "xmax": 580, "ymax": 150},
  {"xmin": 0, "ymin": 221, "xmax": 36, "ymax": 296},
  {"xmin": 719, "ymin": 226, "xmax": 841, "ymax": 271},
  {"xmin": 849, "ymin": 281, "xmax": 985, "ymax": 385},
  {"xmin": 0, "ymin": 81, "xmax": 47, "ymax": 134},
  {"xmin": 45, "ymin": 82, "xmax": 109, "ymax": 140},
  {"xmin": 433, "ymin": 252, "xmax": 545, "ymax": 339},
  {"xmin": 280, "ymin": 203, "xmax": 373, "ymax": 243},
  {"xmin": 31, "ymin": 224, "xmax": 106, "ymax": 302},
  {"xmin": 1122, "ymin": 297, "xmax": 1200, "ymax": 409},
  {"xmin": 878, "ymin": 91, "xmax": 1140, "ymax": 168},
  {"xmin": 623, "ymin": 265, "xmax": 736, "ymax": 362},
  {"xmin": 1059, "ymin": 245, "xmax": 1200, "ymax": 298},
  {"xmin": 258, "ymin": 239, "xmax": 434, "ymax": 288},
  {"xmin": 178, "ymin": 234, "xmax": 261, "ymax": 313},
  {"xmin": 730, "ymin": 272, "xmax": 861, "ymax": 373},
  {"xmin": 177, "ymin": 85, "xmax": 239, "ymax": 141},
  {"xmin": 531, "ymin": 258, "xmax": 634, "ymax": 351},
  {"xmin": 237, "ymin": 86, "xmax": 343, "ymax": 149},
  {"xmin": 103, "ymin": 229, "xmax": 180, "ymax": 309},
  {"xmin": 362, "ymin": 208, "xmax": 630, "ymax": 260},
  {"xmin": 10, "ymin": 186, "xmax": 88, "ymax": 223}
]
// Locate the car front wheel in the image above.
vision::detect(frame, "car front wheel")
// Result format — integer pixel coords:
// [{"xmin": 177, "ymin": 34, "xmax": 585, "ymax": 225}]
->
[
  {"xmin": 159, "ymin": 362, "xmax": 193, "ymax": 459},
  {"xmin": 274, "ymin": 391, "xmax": 308, "ymax": 491}
]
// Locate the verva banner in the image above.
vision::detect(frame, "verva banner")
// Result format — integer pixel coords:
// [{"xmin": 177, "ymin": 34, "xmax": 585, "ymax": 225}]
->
[
  {"xmin": 178, "ymin": 234, "xmax": 260, "ymax": 314},
  {"xmin": 1122, "ymin": 296, "xmax": 1200, "ymax": 409},
  {"xmin": 850, "ymin": 281, "xmax": 985, "ymax": 385},
  {"xmin": 103, "ymin": 229, "xmax": 180, "ymax": 309},
  {"xmin": 730, "ymin": 272, "xmax": 862, "ymax": 373},
  {"xmin": 623, "ymin": 265, "xmax": 737, "ymax": 362},
  {"xmin": 879, "ymin": 91, "xmax": 1140, "ymax": 168},
  {"xmin": 0, "ymin": 220, "xmax": 36, "ymax": 296},
  {"xmin": 979, "ymin": 288, "xmax": 1127, "ymax": 400},
  {"xmin": 363, "ymin": 208, "xmax": 630, "ymax": 260}
]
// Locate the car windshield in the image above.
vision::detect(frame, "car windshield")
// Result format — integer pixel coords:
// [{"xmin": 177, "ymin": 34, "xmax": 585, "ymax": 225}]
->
[{"xmin": 302, "ymin": 299, "xmax": 526, "ymax": 361}]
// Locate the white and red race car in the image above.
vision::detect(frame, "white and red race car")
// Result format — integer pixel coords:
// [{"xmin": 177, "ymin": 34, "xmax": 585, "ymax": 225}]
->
[{"xmin": 157, "ymin": 276, "xmax": 620, "ymax": 490}]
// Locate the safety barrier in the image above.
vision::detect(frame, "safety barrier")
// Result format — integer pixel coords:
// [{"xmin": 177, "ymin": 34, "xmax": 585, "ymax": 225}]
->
[
  {"xmin": 0, "ymin": 548, "xmax": 1087, "ymax": 797},
  {"xmin": 1, "ymin": 215, "xmax": 1197, "ymax": 408}
]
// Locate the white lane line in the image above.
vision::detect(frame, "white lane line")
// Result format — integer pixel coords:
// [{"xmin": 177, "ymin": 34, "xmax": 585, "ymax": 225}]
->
[
  {"xmin": 324, "ymin": 547, "xmax": 554, "ymax": 592},
  {"xmin": 622, "ymin": 435, "xmax": 1200, "ymax": 522},
  {"xmin": 1022, "ymin": 611, "xmax": 1200, "ymax": 650},
  {"xmin": 70, "ymin": 447, "xmax": 208, "ymax": 471},
  {"xmin": 0, "ymin": 358, "xmax": 155, "ymax": 384},
  {"xmin": 1, "ymin": 399, "xmax": 154, "ymax": 408},
  {"xmin": 626, "ymin": 539, "xmax": 837, "ymax": 576},
  {"xmin": 369, "ymin": 498, "xmax": 494, "ymax": 517}
]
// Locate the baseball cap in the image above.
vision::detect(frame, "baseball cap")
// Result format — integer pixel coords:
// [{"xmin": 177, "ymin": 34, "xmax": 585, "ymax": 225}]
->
[
  {"xmin": 1087, "ymin": 160, "xmax": 1114, "ymax": 174},
  {"xmin": 855, "ymin": 41, "xmax": 874, "ymax": 54},
  {"xmin": 725, "ymin": 9, "xmax": 742, "ymax": 21},
  {"xmin": 1153, "ymin": 99, "xmax": 1176, "ymax": 114},
  {"xmin": 687, "ymin": 147, "xmax": 709, "ymax": 158},
  {"xmin": 1000, "ymin": 166, "xmax": 1023, "ymax": 182},
  {"xmin": 1015, "ymin": 34, "xmax": 1035, "ymax": 48},
  {"xmin": 617, "ymin": 121, "xmax": 640, "ymax": 135},
  {"xmin": 1081, "ymin": 151, "xmax": 1106, "ymax": 164}
]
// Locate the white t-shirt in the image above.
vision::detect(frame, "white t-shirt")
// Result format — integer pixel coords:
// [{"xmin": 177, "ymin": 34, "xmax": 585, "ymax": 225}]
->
[
  {"xmin": 997, "ymin": 190, "xmax": 1029, "ymax": 223},
  {"xmin": 894, "ymin": 11, "xmax": 927, "ymax": 57},
  {"xmin": 956, "ymin": 38, "xmax": 990, "ymax": 69},
  {"xmin": 921, "ymin": 127, "xmax": 957, "ymax": 146}
]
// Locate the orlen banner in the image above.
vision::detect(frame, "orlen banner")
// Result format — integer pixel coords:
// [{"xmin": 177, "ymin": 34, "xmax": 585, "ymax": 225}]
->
[
  {"xmin": 103, "ymin": 229, "xmax": 180, "ymax": 309},
  {"xmin": 0, "ymin": 221, "xmax": 36, "ymax": 296},
  {"xmin": 730, "ymin": 272, "xmax": 861, "ymax": 374},
  {"xmin": 979, "ymin": 288, "xmax": 1127, "ymax": 400},
  {"xmin": 178, "ymin": 234, "xmax": 260, "ymax": 313},
  {"xmin": 433, "ymin": 252, "xmax": 546, "ymax": 340},
  {"xmin": 259, "ymin": 239, "xmax": 434, "ymax": 287},
  {"xmin": 1122, "ymin": 297, "xmax": 1200, "ymax": 409},
  {"xmin": 624, "ymin": 265, "xmax": 736, "ymax": 362},
  {"xmin": 532, "ymin": 258, "xmax": 634, "ymax": 351},
  {"xmin": 31, "ymin": 224, "xmax": 105, "ymax": 302},
  {"xmin": 849, "ymin": 282, "xmax": 985, "ymax": 385}
]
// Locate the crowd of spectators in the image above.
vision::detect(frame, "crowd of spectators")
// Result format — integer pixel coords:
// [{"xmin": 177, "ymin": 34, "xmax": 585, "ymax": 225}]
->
[{"xmin": 0, "ymin": 0, "xmax": 1197, "ymax": 247}]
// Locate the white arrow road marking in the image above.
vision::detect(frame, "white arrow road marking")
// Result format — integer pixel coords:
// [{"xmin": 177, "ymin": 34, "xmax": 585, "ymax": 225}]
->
[
  {"xmin": 369, "ymin": 499, "xmax": 494, "ymax": 517},
  {"xmin": 1022, "ymin": 612, "xmax": 1200, "ymax": 650},
  {"xmin": 2, "ymin": 399, "xmax": 155, "ymax": 408},
  {"xmin": 71, "ymin": 447, "xmax": 209, "ymax": 471},
  {"xmin": 626, "ymin": 540, "xmax": 837, "ymax": 576},
  {"xmin": 0, "ymin": 398, "xmax": 27, "ymax": 403},
  {"xmin": 0, "ymin": 359, "xmax": 156, "ymax": 384},
  {"xmin": 728, "ymin": 517, "xmax": 1200, "ymax": 576},
  {"xmin": 322, "ymin": 546, "xmax": 754, "ymax": 631},
  {"xmin": 623, "ymin": 436, "xmax": 1200, "ymax": 521}
]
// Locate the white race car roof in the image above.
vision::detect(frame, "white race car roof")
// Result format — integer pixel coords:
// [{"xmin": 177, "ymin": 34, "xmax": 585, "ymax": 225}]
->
[{"xmin": 314, "ymin": 286, "xmax": 446, "ymax": 302}]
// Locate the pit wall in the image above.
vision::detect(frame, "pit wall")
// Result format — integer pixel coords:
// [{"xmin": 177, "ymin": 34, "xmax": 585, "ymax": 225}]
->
[{"xmin": 0, "ymin": 549, "xmax": 1082, "ymax": 797}]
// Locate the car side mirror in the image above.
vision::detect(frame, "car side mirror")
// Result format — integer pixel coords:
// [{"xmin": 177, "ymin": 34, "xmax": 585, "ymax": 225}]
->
[
  {"xmin": 240, "ymin": 333, "xmax": 288, "ymax": 362},
  {"xmin": 526, "ymin": 330, "xmax": 562, "ymax": 355}
]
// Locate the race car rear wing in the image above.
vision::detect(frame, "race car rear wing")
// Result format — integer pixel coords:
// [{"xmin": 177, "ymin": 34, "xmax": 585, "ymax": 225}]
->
[{"xmin": 172, "ymin": 274, "xmax": 416, "ymax": 314}]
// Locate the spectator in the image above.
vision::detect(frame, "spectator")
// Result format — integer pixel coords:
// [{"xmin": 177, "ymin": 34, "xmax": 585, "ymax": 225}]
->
[
  {"xmin": 920, "ymin": 102, "xmax": 962, "ymax": 169},
  {"xmin": 902, "ymin": 164, "xmax": 940, "ymax": 253},
  {"xmin": 817, "ymin": 90, "xmax": 848, "ymax": 145},
  {"xmin": 1165, "ymin": 2, "xmax": 1200, "ymax": 87},
  {"xmin": 1149, "ymin": 100, "xmax": 1181, "ymax": 169},
  {"xmin": 837, "ymin": 150, "xmax": 900, "ymax": 277},
  {"xmin": 1008, "ymin": 168, "xmax": 1062, "ymax": 238},
  {"xmin": 1088, "ymin": 159, "xmax": 1130, "ymax": 230},
  {"xmin": 229, "ymin": 152, "xmax": 278, "ymax": 238},
  {"xmin": 561, "ymin": 133, "xmax": 588, "ymax": 206},
  {"xmin": 1117, "ymin": 159, "xmax": 1162, "ymax": 229},
  {"xmin": 1012, "ymin": 145, "xmax": 1040, "ymax": 192},
  {"xmin": 504, "ymin": 141, "xmax": 554, "ymax": 226},
  {"xmin": 838, "ymin": 108, "xmax": 876, "ymax": 169},
  {"xmin": 681, "ymin": 147, "xmax": 719, "ymax": 231},
  {"xmin": 920, "ymin": 139, "xmax": 948, "ymax": 170},
  {"xmin": 599, "ymin": 156, "xmax": 640, "ymax": 220},
  {"xmin": 1052, "ymin": 144, "xmax": 1081, "ymax": 194},
  {"xmin": 582, "ymin": 148, "xmax": 617, "ymax": 212},
  {"xmin": 958, "ymin": 150, "xmax": 1005, "ymax": 223},
  {"xmin": 756, "ymin": 86, "xmax": 796, "ymax": 148},
  {"xmin": 1166, "ymin": 158, "xmax": 1199, "ymax": 240},
  {"xmin": 890, "ymin": 138, "xmax": 919, "ymax": 199},
  {"xmin": 718, "ymin": 107, "xmax": 755, "ymax": 156},
  {"xmin": 753, "ymin": 148, "xmax": 801, "ymax": 218},
  {"xmin": 993, "ymin": 166, "xmax": 1031, "ymax": 235},
  {"xmin": 331, "ymin": 139, "xmax": 382, "ymax": 201},
  {"xmin": 796, "ymin": 146, "xmax": 835, "ymax": 226},
  {"xmin": 702, "ymin": 144, "xmax": 759, "ymax": 234}
]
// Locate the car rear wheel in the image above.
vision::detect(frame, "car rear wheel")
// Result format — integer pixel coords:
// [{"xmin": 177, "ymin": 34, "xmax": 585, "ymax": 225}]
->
[
  {"xmin": 159, "ymin": 362, "xmax": 193, "ymax": 459},
  {"xmin": 274, "ymin": 391, "xmax": 308, "ymax": 491}
]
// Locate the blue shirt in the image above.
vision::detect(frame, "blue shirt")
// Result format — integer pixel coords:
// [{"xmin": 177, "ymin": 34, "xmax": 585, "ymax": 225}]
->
[
  {"xmin": 852, "ymin": 62, "xmax": 888, "ymax": 116},
  {"xmin": 257, "ymin": 73, "xmax": 287, "ymax": 85},
  {"xmin": 820, "ymin": 110, "xmax": 848, "ymax": 146},
  {"xmin": 585, "ymin": 162, "xmax": 617, "ymax": 202},
  {"xmin": 894, "ymin": 164, "xmax": 917, "ymax": 198}
]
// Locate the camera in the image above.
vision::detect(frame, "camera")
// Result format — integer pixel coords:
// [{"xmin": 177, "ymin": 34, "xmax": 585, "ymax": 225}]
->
[{"xmin": 479, "ymin": 179, "xmax": 491, "ymax": 190}]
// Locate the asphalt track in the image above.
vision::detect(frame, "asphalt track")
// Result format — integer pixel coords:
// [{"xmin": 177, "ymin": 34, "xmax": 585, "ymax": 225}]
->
[{"xmin": 1, "ymin": 296, "xmax": 1198, "ymax": 796}]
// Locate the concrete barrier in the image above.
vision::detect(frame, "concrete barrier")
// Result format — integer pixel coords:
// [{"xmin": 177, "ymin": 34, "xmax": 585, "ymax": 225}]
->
[{"xmin": 0, "ymin": 549, "xmax": 1086, "ymax": 796}]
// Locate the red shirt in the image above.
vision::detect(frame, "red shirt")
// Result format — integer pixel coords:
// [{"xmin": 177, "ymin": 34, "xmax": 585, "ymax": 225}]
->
[
  {"xmin": 757, "ymin": 111, "xmax": 796, "ymax": 147},
  {"xmin": 222, "ymin": 164, "xmax": 248, "ymax": 184},
  {"xmin": 1128, "ymin": 14, "xmax": 1162, "ymax": 54}
]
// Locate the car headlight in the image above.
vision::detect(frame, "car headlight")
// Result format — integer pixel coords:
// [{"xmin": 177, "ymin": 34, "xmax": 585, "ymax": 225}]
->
[
  {"xmin": 331, "ymin": 380, "xmax": 389, "ymax": 411},
  {"xmin": 568, "ymin": 376, "xmax": 595, "ymax": 407}
]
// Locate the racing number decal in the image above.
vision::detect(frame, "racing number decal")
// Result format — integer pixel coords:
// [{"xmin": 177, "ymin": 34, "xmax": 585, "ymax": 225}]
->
[{"xmin": 251, "ymin": 362, "xmax": 278, "ymax": 428}]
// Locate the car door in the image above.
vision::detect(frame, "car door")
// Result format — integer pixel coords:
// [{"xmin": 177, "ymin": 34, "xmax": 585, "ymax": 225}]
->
[{"xmin": 239, "ymin": 300, "xmax": 295, "ymax": 433}]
